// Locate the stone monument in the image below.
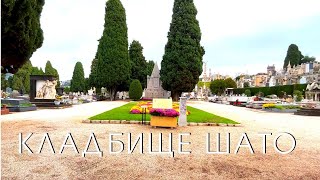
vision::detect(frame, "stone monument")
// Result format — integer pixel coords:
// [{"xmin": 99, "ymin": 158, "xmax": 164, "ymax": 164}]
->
[
  {"xmin": 30, "ymin": 75, "xmax": 69, "ymax": 107},
  {"xmin": 178, "ymin": 97, "xmax": 187, "ymax": 126},
  {"xmin": 144, "ymin": 63, "xmax": 168, "ymax": 98}
]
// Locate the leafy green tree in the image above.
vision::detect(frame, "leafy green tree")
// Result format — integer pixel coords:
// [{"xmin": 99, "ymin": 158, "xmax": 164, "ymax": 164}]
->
[
  {"xmin": 96, "ymin": 0, "xmax": 130, "ymax": 101},
  {"xmin": 244, "ymin": 89, "xmax": 251, "ymax": 96},
  {"xmin": 283, "ymin": 44, "xmax": 303, "ymax": 69},
  {"xmin": 64, "ymin": 87, "xmax": 70, "ymax": 94},
  {"xmin": 300, "ymin": 56, "xmax": 316, "ymax": 64},
  {"xmin": 197, "ymin": 81, "xmax": 211, "ymax": 89},
  {"xmin": 1, "ymin": 0, "xmax": 45, "ymax": 73},
  {"xmin": 160, "ymin": 0, "xmax": 205, "ymax": 101},
  {"xmin": 146, "ymin": 60, "xmax": 155, "ymax": 76},
  {"xmin": 45, "ymin": 60, "xmax": 60, "ymax": 87},
  {"xmin": 70, "ymin": 62, "xmax": 85, "ymax": 92},
  {"xmin": 129, "ymin": 40, "xmax": 148, "ymax": 88},
  {"xmin": 129, "ymin": 80, "xmax": 143, "ymax": 100},
  {"xmin": 210, "ymin": 79, "xmax": 226, "ymax": 96},
  {"xmin": 243, "ymin": 82, "xmax": 250, "ymax": 88},
  {"xmin": 224, "ymin": 78, "xmax": 237, "ymax": 88}
]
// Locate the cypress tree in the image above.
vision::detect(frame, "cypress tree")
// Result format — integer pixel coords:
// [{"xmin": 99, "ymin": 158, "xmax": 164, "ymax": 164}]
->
[
  {"xmin": 160, "ymin": 0, "xmax": 205, "ymax": 101},
  {"xmin": 96, "ymin": 0, "xmax": 130, "ymax": 101},
  {"xmin": 70, "ymin": 62, "xmax": 85, "ymax": 92},
  {"xmin": 11, "ymin": 60, "xmax": 33, "ymax": 93},
  {"xmin": 1, "ymin": 0, "xmax": 45, "ymax": 73},
  {"xmin": 129, "ymin": 40, "xmax": 148, "ymax": 89},
  {"xmin": 88, "ymin": 58, "xmax": 98, "ymax": 88},
  {"xmin": 283, "ymin": 44, "xmax": 304, "ymax": 69},
  {"xmin": 146, "ymin": 60, "xmax": 155, "ymax": 76},
  {"xmin": 45, "ymin": 60, "xmax": 60, "ymax": 87},
  {"xmin": 31, "ymin": 66, "xmax": 44, "ymax": 75}
]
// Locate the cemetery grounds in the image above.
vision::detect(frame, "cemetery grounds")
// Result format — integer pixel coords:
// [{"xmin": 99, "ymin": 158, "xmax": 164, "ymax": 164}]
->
[{"xmin": 1, "ymin": 100, "xmax": 320, "ymax": 179}]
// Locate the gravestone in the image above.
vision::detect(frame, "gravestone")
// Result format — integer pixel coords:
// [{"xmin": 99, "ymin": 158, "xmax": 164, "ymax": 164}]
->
[{"xmin": 144, "ymin": 63, "xmax": 168, "ymax": 98}]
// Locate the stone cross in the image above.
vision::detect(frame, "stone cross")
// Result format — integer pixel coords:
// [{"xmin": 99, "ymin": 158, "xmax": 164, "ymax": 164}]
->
[{"xmin": 178, "ymin": 97, "xmax": 187, "ymax": 126}]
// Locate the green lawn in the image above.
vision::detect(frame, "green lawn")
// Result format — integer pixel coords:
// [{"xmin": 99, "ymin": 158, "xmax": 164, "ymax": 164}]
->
[{"xmin": 89, "ymin": 102, "xmax": 239, "ymax": 124}]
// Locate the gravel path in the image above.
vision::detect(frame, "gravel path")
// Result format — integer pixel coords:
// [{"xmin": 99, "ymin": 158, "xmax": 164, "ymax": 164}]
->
[{"xmin": 1, "ymin": 101, "xmax": 320, "ymax": 179}]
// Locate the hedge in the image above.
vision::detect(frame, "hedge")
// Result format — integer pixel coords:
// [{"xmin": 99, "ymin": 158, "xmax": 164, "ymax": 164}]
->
[{"xmin": 233, "ymin": 84, "xmax": 308, "ymax": 97}]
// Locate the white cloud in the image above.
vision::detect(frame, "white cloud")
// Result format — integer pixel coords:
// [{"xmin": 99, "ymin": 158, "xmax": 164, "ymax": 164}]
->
[{"xmin": 30, "ymin": 0, "xmax": 320, "ymax": 81}]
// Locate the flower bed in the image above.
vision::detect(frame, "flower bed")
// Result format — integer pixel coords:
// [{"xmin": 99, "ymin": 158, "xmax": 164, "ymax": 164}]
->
[
  {"xmin": 130, "ymin": 101, "xmax": 190, "ymax": 115},
  {"xmin": 262, "ymin": 103, "xmax": 301, "ymax": 113},
  {"xmin": 150, "ymin": 108, "xmax": 179, "ymax": 117}
]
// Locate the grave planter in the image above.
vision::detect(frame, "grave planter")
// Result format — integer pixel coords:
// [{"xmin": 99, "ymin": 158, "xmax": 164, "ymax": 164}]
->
[{"xmin": 150, "ymin": 116, "xmax": 177, "ymax": 128}]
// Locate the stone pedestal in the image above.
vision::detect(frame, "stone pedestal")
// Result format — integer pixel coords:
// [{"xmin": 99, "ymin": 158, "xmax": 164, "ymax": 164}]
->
[{"xmin": 178, "ymin": 97, "xmax": 187, "ymax": 126}]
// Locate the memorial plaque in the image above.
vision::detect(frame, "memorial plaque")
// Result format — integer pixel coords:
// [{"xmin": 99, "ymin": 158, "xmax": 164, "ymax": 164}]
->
[{"xmin": 152, "ymin": 98, "xmax": 172, "ymax": 109}]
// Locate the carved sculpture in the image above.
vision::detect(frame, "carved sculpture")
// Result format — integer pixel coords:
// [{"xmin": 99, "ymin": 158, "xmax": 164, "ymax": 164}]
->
[{"xmin": 36, "ymin": 80, "xmax": 57, "ymax": 99}]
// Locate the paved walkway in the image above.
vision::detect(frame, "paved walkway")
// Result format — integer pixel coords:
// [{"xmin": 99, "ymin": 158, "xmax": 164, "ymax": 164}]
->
[{"xmin": 1, "ymin": 101, "xmax": 320, "ymax": 179}]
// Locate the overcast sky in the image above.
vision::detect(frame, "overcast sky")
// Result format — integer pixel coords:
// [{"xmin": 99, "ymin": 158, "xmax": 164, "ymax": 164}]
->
[{"xmin": 30, "ymin": 0, "xmax": 320, "ymax": 81}]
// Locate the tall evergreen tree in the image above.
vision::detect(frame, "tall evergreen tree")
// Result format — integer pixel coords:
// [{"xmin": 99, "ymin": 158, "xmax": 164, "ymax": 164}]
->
[
  {"xmin": 283, "ymin": 44, "xmax": 304, "ymax": 69},
  {"xmin": 70, "ymin": 62, "xmax": 85, "ymax": 92},
  {"xmin": 146, "ymin": 60, "xmax": 155, "ymax": 76},
  {"xmin": 45, "ymin": 60, "xmax": 60, "ymax": 87},
  {"xmin": 88, "ymin": 58, "xmax": 98, "ymax": 88},
  {"xmin": 160, "ymin": 0, "xmax": 205, "ymax": 100},
  {"xmin": 11, "ymin": 60, "xmax": 33, "ymax": 93},
  {"xmin": 1, "ymin": 0, "xmax": 45, "ymax": 73},
  {"xmin": 129, "ymin": 40, "xmax": 148, "ymax": 88},
  {"xmin": 31, "ymin": 66, "xmax": 45, "ymax": 75},
  {"xmin": 96, "ymin": 0, "xmax": 130, "ymax": 101}
]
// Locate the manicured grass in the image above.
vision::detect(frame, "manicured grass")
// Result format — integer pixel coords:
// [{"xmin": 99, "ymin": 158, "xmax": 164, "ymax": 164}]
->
[
  {"xmin": 186, "ymin": 106, "xmax": 239, "ymax": 124},
  {"xmin": 90, "ymin": 102, "xmax": 151, "ymax": 121},
  {"xmin": 89, "ymin": 102, "xmax": 239, "ymax": 124}
]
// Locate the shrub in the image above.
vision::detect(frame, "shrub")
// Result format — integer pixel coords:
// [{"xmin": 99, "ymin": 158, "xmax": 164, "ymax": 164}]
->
[
  {"xmin": 129, "ymin": 79, "xmax": 143, "ymax": 100},
  {"xmin": 274, "ymin": 105, "xmax": 285, "ymax": 110},
  {"xmin": 263, "ymin": 103, "xmax": 276, "ymax": 109},
  {"xmin": 244, "ymin": 89, "xmax": 251, "ymax": 96},
  {"xmin": 293, "ymin": 90, "xmax": 303, "ymax": 102}
]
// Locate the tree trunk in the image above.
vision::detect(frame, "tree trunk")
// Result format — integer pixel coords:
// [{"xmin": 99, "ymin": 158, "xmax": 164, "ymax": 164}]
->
[
  {"xmin": 113, "ymin": 90, "xmax": 117, "ymax": 101},
  {"xmin": 109, "ymin": 87, "xmax": 116, "ymax": 101},
  {"xmin": 171, "ymin": 91, "xmax": 181, "ymax": 101}
]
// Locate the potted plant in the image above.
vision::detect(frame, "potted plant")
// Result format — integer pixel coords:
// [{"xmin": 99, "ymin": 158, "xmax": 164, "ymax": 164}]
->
[{"xmin": 150, "ymin": 108, "xmax": 179, "ymax": 128}]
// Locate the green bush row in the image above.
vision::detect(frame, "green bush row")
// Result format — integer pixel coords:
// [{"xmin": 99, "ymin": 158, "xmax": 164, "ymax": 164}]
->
[{"xmin": 233, "ymin": 84, "xmax": 308, "ymax": 97}]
